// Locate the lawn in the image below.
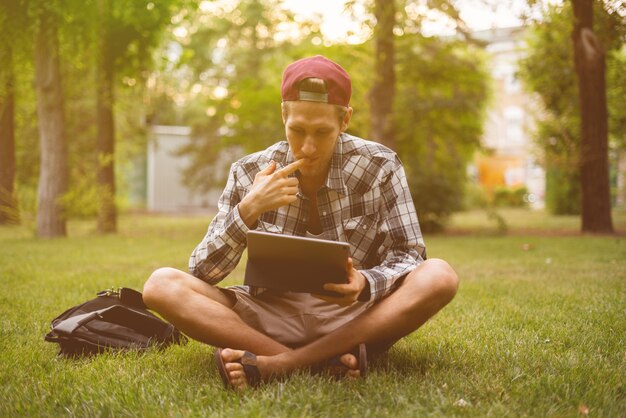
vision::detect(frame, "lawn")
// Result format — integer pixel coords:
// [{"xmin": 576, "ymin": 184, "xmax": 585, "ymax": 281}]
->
[{"xmin": 1, "ymin": 210, "xmax": 624, "ymax": 417}]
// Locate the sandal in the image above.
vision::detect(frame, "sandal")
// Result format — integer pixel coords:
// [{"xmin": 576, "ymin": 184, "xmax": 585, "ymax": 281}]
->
[{"xmin": 214, "ymin": 348, "xmax": 262, "ymax": 389}]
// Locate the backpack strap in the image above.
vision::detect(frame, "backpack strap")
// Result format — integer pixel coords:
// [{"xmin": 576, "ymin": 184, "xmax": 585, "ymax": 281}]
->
[
  {"xmin": 52, "ymin": 304, "xmax": 169, "ymax": 340},
  {"xmin": 119, "ymin": 288, "xmax": 147, "ymax": 309},
  {"xmin": 96, "ymin": 287, "xmax": 147, "ymax": 309},
  {"xmin": 52, "ymin": 307, "xmax": 116, "ymax": 335}
]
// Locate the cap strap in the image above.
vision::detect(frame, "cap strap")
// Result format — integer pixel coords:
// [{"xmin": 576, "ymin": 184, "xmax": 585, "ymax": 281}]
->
[{"xmin": 298, "ymin": 91, "xmax": 329, "ymax": 103}]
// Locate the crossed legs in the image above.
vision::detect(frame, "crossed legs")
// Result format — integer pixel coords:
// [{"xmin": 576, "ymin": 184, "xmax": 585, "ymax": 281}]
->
[{"xmin": 143, "ymin": 258, "xmax": 459, "ymax": 389}]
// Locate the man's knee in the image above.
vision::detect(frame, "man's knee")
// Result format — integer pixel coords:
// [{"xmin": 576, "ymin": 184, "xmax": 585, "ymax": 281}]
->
[
  {"xmin": 409, "ymin": 258, "xmax": 459, "ymax": 303},
  {"xmin": 143, "ymin": 267, "xmax": 186, "ymax": 308}
]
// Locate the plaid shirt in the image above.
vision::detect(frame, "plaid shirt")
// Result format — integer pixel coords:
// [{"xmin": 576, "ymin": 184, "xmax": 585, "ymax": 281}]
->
[{"xmin": 189, "ymin": 133, "xmax": 426, "ymax": 302}]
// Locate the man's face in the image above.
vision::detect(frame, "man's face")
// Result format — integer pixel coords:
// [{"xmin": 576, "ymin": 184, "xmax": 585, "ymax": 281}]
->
[{"xmin": 282, "ymin": 101, "xmax": 352, "ymax": 179}]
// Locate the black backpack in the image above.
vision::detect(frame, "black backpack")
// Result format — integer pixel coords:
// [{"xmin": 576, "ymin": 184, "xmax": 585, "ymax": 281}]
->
[{"xmin": 45, "ymin": 287, "xmax": 187, "ymax": 357}]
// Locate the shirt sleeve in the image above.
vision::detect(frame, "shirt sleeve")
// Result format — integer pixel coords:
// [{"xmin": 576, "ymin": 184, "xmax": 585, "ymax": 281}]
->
[
  {"xmin": 188, "ymin": 162, "xmax": 250, "ymax": 284},
  {"xmin": 358, "ymin": 159, "xmax": 426, "ymax": 302}
]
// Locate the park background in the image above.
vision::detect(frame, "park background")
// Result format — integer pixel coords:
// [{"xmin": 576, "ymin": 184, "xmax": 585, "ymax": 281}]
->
[{"xmin": 0, "ymin": 0, "xmax": 625, "ymax": 416}]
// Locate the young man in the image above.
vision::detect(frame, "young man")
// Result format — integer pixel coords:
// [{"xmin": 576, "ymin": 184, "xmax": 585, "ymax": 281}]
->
[{"xmin": 143, "ymin": 55, "xmax": 459, "ymax": 390}]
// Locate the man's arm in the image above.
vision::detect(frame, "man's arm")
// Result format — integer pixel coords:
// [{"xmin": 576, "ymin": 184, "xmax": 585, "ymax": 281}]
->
[
  {"xmin": 357, "ymin": 160, "xmax": 425, "ymax": 301},
  {"xmin": 189, "ymin": 158, "xmax": 307, "ymax": 283},
  {"xmin": 317, "ymin": 157, "xmax": 425, "ymax": 305},
  {"xmin": 189, "ymin": 163, "xmax": 250, "ymax": 283}
]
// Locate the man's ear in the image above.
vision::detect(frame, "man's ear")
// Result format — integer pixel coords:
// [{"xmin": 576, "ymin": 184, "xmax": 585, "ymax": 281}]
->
[{"xmin": 341, "ymin": 107, "xmax": 353, "ymax": 132}]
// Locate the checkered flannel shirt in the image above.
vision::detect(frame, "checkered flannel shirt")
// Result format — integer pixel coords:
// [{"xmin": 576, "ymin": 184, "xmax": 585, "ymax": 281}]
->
[{"xmin": 189, "ymin": 133, "xmax": 426, "ymax": 302}]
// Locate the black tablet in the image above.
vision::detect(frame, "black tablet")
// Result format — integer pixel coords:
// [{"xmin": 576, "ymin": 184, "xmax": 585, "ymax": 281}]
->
[{"xmin": 244, "ymin": 230, "xmax": 350, "ymax": 295}]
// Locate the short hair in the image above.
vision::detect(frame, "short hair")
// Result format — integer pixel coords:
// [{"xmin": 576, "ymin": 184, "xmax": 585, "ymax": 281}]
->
[{"xmin": 282, "ymin": 77, "xmax": 349, "ymax": 126}]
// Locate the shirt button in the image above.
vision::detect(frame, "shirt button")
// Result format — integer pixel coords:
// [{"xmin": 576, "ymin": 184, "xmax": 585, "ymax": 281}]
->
[
  {"xmin": 362, "ymin": 225, "xmax": 367, "ymax": 229},
  {"xmin": 322, "ymin": 211, "xmax": 327, "ymax": 216}
]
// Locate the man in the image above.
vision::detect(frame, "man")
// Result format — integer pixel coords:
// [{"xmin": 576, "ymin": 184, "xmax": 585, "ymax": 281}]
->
[{"xmin": 143, "ymin": 55, "xmax": 459, "ymax": 390}]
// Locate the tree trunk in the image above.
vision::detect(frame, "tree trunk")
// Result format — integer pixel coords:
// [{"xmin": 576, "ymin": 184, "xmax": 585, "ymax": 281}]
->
[
  {"xmin": 369, "ymin": 0, "xmax": 396, "ymax": 150},
  {"xmin": 571, "ymin": 0, "xmax": 613, "ymax": 233},
  {"xmin": 96, "ymin": 0, "xmax": 117, "ymax": 233},
  {"xmin": 34, "ymin": 10, "xmax": 68, "ymax": 238},
  {"xmin": 0, "ymin": 45, "xmax": 18, "ymax": 224}
]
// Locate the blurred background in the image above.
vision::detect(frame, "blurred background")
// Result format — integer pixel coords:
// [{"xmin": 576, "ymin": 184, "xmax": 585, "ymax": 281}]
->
[{"xmin": 0, "ymin": 0, "xmax": 624, "ymax": 237}]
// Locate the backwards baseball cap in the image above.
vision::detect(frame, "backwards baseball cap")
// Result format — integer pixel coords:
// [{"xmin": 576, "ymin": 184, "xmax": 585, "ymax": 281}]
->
[{"xmin": 281, "ymin": 55, "xmax": 352, "ymax": 107}]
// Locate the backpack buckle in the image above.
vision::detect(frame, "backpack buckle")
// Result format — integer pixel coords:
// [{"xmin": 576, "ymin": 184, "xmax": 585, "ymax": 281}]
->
[{"xmin": 97, "ymin": 288, "xmax": 122, "ymax": 298}]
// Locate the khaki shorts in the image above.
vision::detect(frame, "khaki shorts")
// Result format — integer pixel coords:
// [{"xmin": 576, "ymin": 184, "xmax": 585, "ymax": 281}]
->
[{"xmin": 223, "ymin": 286, "xmax": 375, "ymax": 347}]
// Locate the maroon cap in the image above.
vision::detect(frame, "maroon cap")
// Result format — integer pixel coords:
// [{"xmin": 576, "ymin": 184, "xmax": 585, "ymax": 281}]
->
[{"xmin": 281, "ymin": 55, "xmax": 351, "ymax": 107}]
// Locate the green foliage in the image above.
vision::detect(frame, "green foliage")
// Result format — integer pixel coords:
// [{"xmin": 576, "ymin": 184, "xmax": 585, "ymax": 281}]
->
[
  {"xmin": 395, "ymin": 35, "xmax": 490, "ymax": 232},
  {"xmin": 151, "ymin": 0, "xmax": 300, "ymax": 191},
  {"xmin": 463, "ymin": 181, "xmax": 488, "ymax": 210},
  {"xmin": 518, "ymin": 2, "xmax": 626, "ymax": 215},
  {"xmin": 545, "ymin": 165, "xmax": 581, "ymax": 215},
  {"xmin": 493, "ymin": 186, "xmax": 528, "ymax": 208},
  {"xmin": 5, "ymin": 0, "xmax": 187, "ymax": 224},
  {"xmin": 405, "ymin": 166, "xmax": 464, "ymax": 233}
]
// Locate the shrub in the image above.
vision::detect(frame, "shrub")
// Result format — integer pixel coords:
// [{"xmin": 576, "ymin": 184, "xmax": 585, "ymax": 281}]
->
[{"xmin": 493, "ymin": 186, "xmax": 529, "ymax": 208}]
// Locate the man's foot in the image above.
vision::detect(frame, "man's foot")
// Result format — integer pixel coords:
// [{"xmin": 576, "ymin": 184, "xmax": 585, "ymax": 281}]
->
[
  {"xmin": 215, "ymin": 348, "xmax": 270, "ymax": 390},
  {"xmin": 215, "ymin": 345, "xmax": 367, "ymax": 390},
  {"xmin": 317, "ymin": 343, "xmax": 368, "ymax": 380}
]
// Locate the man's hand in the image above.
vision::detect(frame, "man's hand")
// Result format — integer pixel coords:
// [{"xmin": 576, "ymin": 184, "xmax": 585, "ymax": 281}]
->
[
  {"xmin": 239, "ymin": 159, "xmax": 307, "ymax": 228},
  {"xmin": 313, "ymin": 258, "xmax": 367, "ymax": 307}
]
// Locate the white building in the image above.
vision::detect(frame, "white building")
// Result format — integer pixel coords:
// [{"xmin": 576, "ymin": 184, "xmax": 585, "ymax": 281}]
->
[
  {"xmin": 146, "ymin": 125, "xmax": 221, "ymax": 213},
  {"xmin": 472, "ymin": 26, "xmax": 546, "ymax": 208}
]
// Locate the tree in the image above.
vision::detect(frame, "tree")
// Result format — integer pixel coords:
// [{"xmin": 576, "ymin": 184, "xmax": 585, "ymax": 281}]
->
[
  {"xmin": 571, "ymin": 0, "xmax": 612, "ymax": 233},
  {"xmin": 369, "ymin": 0, "xmax": 396, "ymax": 149},
  {"xmin": 0, "ymin": 44, "xmax": 17, "ymax": 224},
  {"xmin": 519, "ymin": 1, "xmax": 625, "ymax": 222},
  {"xmin": 93, "ymin": 0, "xmax": 183, "ymax": 233},
  {"xmin": 0, "ymin": 0, "xmax": 27, "ymax": 224},
  {"xmin": 95, "ymin": 0, "xmax": 117, "ymax": 233},
  {"xmin": 34, "ymin": 5, "xmax": 69, "ymax": 237}
]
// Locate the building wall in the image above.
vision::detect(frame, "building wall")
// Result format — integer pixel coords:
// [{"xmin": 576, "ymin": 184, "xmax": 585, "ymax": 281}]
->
[{"xmin": 147, "ymin": 125, "xmax": 220, "ymax": 213}]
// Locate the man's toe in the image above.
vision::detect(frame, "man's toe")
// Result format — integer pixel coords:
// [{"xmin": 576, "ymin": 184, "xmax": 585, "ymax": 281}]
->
[{"xmin": 340, "ymin": 353, "xmax": 358, "ymax": 370}]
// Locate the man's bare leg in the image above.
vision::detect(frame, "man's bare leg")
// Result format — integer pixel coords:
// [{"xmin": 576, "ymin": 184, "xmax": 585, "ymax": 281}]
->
[
  {"xmin": 142, "ymin": 267, "xmax": 290, "ymax": 356},
  {"xmin": 221, "ymin": 258, "xmax": 459, "ymax": 389},
  {"xmin": 143, "ymin": 268, "xmax": 364, "ymax": 379}
]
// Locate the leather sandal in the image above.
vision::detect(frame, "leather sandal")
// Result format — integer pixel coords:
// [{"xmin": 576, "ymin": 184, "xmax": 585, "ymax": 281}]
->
[{"xmin": 214, "ymin": 348, "xmax": 262, "ymax": 389}]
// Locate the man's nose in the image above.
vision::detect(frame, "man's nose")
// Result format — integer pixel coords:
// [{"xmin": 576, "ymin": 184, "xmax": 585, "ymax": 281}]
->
[{"xmin": 301, "ymin": 136, "xmax": 316, "ymax": 156}]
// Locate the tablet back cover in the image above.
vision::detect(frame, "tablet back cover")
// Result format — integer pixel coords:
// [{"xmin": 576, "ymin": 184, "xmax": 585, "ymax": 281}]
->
[{"xmin": 244, "ymin": 231, "xmax": 350, "ymax": 294}]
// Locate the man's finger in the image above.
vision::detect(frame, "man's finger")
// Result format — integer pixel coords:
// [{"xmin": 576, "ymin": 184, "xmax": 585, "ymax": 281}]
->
[
  {"xmin": 278, "ymin": 158, "xmax": 308, "ymax": 176},
  {"xmin": 261, "ymin": 160, "xmax": 277, "ymax": 174}
]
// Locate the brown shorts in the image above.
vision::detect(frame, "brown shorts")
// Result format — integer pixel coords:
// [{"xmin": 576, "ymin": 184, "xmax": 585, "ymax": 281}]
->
[{"xmin": 223, "ymin": 286, "xmax": 375, "ymax": 347}]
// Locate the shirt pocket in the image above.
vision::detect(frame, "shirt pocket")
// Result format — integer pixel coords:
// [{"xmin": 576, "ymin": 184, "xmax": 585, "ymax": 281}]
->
[
  {"xmin": 256, "ymin": 221, "xmax": 283, "ymax": 234},
  {"xmin": 342, "ymin": 213, "xmax": 379, "ymax": 266}
]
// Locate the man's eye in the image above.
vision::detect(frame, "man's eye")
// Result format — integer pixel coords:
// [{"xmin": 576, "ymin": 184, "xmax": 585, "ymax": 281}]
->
[{"xmin": 317, "ymin": 130, "xmax": 330, "ymax": 135}]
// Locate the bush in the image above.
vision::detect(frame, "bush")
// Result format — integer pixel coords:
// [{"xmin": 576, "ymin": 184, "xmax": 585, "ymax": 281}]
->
[
  {"xmin": 463, "ymin": 181, "xmax": 489, "ymax": 210},
  {"xmin": 493, "ymin": 186, "xmax": 529, "ymax": 208},
  {"xmin": 407, "ymin": 166, "xmax": 464, "ymax": 233},
  {"xmin": 545, "ymin": 166, "xmax": 580, "ymax": 215}
]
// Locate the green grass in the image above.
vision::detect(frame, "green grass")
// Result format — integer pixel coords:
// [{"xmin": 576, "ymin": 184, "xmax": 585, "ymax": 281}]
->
[
  {"xmin": 1, "ymin": 212, "xmax": 625, "ymax": 417},
  {"xmin": 448, "ymin": 207, "xmax": 626, "ymax": 235}
]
